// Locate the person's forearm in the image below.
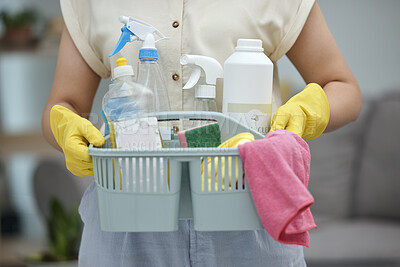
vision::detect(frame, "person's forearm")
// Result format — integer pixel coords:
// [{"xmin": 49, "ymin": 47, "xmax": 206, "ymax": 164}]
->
[
  {"xmin": 322, "ymin": 80, "xmax": 362, "ymax": 132},
  {"xmin": 42, "ymin": 26, "xmax": 101, "ymax": 152}
]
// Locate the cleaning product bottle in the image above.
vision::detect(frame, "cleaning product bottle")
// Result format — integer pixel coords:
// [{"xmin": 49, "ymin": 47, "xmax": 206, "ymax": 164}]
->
[
  {"xmin": 110, "ymin": 16, "xmax": 172, "ymax": 140},
  {"xmin": 101, "ymin": 57, "xmax": 154, "ymax": 147},
  {"xmin": 222, "ymin": 39, "xmax": 273, "ymax": 135},
  {"xmin": 180, "ymin": 54, "xmax": 222, "ymax": 112}
]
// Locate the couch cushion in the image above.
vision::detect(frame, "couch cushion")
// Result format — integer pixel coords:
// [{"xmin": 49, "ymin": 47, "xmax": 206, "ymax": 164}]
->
[
  {"xmin": 306, "ymin": 104, "xmax": 368, "ymax": 218},
  {"xmin": 305, "ymin": 218, "xmax": 400, "ymax": 265},
  {"xmin": 354, "ymin": 93, "xmax": 400, "ymax": 219}
]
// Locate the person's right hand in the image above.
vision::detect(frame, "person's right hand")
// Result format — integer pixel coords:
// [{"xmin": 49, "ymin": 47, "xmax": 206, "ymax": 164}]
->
[{"xmin": 50, "ymin": 105, "xmax": 104, "ymax": 176}]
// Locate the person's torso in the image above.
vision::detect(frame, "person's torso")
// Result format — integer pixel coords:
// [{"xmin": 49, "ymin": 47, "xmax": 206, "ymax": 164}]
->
[{"xmin": 65, "ymin": 0, "xmax": 311, "ymax": 111}]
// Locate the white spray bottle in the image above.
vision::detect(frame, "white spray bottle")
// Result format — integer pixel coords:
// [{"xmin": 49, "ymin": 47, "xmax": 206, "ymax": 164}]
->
[
  {"xmin": 222, "ymin": 39, "xmax": 273, "ymax": 135},
  {"xmin": 180, "ymin": 54, "xmax": 223, "ymax": 112}
]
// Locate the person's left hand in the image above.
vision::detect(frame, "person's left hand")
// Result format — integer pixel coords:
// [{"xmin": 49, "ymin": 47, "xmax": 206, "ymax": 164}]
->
[{"xmin": 270, "ymin": 83, "xmax": 330, "ymax": 139}]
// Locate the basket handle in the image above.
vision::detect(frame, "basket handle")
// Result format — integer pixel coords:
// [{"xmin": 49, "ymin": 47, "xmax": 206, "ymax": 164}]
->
[{"xmin": 155, "ymin": 111, "xmax": 264, "ymax": 139}]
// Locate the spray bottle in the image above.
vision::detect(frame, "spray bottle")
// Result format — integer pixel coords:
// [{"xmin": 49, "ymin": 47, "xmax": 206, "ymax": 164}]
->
[
  {"xmin": 180, "ymin": 55, "xmax": 222, "ymax": 113},
  {"xmin": 180, "ymin": 55, "xmax": 222, "ymax": 128},
  {"xmin": 222, "ymin": 39, "xmax": 273, "ymax": 135},
  {"xmin": 110, "ymin": 16, "xmax": 170, "ymax": 112},
  {"xmin": 110, "ymin": 16, "xmax": 172, "ymax": 140}
]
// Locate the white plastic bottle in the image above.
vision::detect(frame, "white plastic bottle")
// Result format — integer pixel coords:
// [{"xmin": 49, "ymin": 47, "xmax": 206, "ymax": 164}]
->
[{"xmin": 222, "ymin": 39, "xmax": 273, "ymax": 135}]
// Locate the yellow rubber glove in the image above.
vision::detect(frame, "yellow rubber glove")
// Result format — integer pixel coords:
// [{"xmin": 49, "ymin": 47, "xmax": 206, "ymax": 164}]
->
[
  {"xmin": 50, "ymin": 105, "xmax": 105, "ymax": 176},
  {"xmin": 270, "ymin": 83, "xmax": 330, "ymax": 139}
]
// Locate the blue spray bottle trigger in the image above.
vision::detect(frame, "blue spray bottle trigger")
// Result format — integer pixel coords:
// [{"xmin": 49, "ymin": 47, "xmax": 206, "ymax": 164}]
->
[{"xmin": 109, "ymin": 26, "xmax": 132, "ymax": 57}]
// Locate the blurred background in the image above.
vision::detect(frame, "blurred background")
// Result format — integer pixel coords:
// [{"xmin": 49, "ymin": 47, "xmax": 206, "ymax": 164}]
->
[{"xmin": 0, "ymin": 0, "xmax": 399, "ymax": 266}]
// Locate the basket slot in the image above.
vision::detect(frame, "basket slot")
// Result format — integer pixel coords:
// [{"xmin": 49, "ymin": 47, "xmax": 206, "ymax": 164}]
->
[
  {"xmin": 145, "ymin": 158, "xmax": 150, "ymax": 193},
  {"xmin": 162, "ymin": 157, "xmax": 168, "ymax": 192},
  {"xmin": 144, "ymin": 157, "xmax": 153, "ymax": 193},
  {"xmin": 94, "ymin": 157, "xmax": 100, "ymax": 186},
  {"xmin": 210, "ymin": 156, "xmax": 215, "ymax": 192},
  {"xmin": 155, "ymin": 157, "xmax": 161, "ymax": 193},
  {"xmin": 202, "ymin": 157, "xmax": 208, "ymax": 192},
  {"xmin": 217, "ymin": 157, "xmax": 223, "ymax": 192},
  {"xmin": 148, "ymin": 157, "xmax": 154, "ymax": 193},
  {"xmin": 231, "ymin": 157, "xmax": 236, "ymax": 191},
  {"xmin": 206, "ymin": 157, "xmax": 210, "ymax": 192},
  {"xmin": 101, "ymin": 158, "xmax": 107, "ymax": 189},
  {"xmin": 97, "ymin": 158, "xmax": 101, "ymax": 187},
  {"xmin": 135, "ymin": 158, "xmax": 140, "ymax": 192},
  {"xmin": 237, "ymin": 157, "xmax": 244, "ymax": 191},
  {"xmin": 125, "ymin": 157, "xmax": 132, "ymax": 192},
  {"xmin": 152, "ymin": 157, "xmax": 159, "ymax": 192},
  {"xmin": 117, "ymin": 158, "xmax": 122, "ymax": 191},
  {"xmin": 154, "ymin": 157, "xmax": 160, "ymax": 193},
  {"xmin": 93, "ymin": 158, "xmax": 97, "ymax": 184},
  {"xmin": 107, "ymin": 158, "xmax": 115, "ymax": 190},
  {"xmin": 225, "ymin": 157, "xmax": 230, "ymax": 191},
  {"xmin": 122, "ymin": 158, "xmax": 130, "ymax": 192},
  {"xmin": 133, "ymin": 158, "xmax": 143, "ymax": 192},
  {"xmin": 122, "ymin": 159, "xmax": 128, "ymax": 191}
]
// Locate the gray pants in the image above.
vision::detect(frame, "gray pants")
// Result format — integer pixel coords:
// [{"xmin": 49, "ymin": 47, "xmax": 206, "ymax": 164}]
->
[{"xmin": 78, "ymin": 181, "xmax": 306, "ymax": 267}]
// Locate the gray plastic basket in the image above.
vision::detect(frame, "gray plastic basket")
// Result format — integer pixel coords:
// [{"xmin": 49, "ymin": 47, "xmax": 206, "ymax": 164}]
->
[{"xmin": 88, "ymin": 111, "xmax": 264, "ymax": 232}]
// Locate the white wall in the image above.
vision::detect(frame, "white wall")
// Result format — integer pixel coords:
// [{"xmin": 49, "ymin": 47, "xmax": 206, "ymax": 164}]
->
[
  {"xmin": 277, "ymin": 0, "xmax": 400, "ymax": 98},
  {"xmin": 0, "ymin": 52, "xmax": 57, "ymax": 134}
]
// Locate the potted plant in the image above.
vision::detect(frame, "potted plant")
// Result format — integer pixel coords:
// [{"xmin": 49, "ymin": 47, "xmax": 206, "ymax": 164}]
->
[
  {"xmin": 27, "ymin": 198, "xmax": 81, "ymax": 267},
  {"xmin": 0, "ymin": 8, "xmax": 38, "ymax": 48}
]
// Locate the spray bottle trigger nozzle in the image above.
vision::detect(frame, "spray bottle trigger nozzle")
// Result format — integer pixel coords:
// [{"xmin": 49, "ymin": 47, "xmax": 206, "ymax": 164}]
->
[
  {"xmin": 109, "ymin": 26, "xmax": 133, "ymax": 57},
  {"xmin": 183, "ymin": 66, "xmax": 201, "ymax": 89}
]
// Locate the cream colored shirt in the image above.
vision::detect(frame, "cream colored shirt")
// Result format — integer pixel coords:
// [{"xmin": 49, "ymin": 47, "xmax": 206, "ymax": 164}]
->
[{"xmin": 60, "ymin": 0, "xmax": 314, "ymax": 112}]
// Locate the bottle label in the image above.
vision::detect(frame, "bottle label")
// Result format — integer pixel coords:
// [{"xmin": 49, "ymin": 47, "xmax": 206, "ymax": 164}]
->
[
  {"xmin": 227, "ymin": 103, "xmax": 272, "ymax": 135},
  {"xmin": 158, "ymin": 124, "xmax": 173, "ymax": 141},
  {"xmin": 113, "ymin": 117, "xmax": 162, "ymax": 150}
]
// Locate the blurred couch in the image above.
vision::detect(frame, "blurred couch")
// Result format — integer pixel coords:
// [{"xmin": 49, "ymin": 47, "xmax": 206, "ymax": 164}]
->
[{"xmin": 304, "ymin": 90, "xmax": 400, "ymax": 267}]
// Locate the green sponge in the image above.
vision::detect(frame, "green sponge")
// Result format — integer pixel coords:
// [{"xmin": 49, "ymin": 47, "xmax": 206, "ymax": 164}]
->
[{"xmin": 178, "ymin": 122, "xmax": 221, "ymax": 148}]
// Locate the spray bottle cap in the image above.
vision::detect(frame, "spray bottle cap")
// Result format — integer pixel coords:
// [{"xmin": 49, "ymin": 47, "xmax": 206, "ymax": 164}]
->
[
  {"xmin": 114, "ymin": 57, "xmax": 134, "ymax": 78},
  {"xmin": 195, "ymin": 85, "xmax": 216, "ymax": 99},
  {"xmin": 109, "ymin": 16, "xmax": 168, "ymax": 59},
  {"xmin": 180, "ymin": 55, "xmax": 223, "ymax": 98},
  {"xmin": 235, "ymin": 39, "xmax": 264, "ymax": 52}
]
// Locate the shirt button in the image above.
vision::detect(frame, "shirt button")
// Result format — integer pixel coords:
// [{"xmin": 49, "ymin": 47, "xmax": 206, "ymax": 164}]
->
[
  {"xmin": 172, "ymin": 21, "xmax": 180, "ymax": 28},
  {"xmin": 172, "ymin": 73, "xmax": 180, "ymax": 81}
]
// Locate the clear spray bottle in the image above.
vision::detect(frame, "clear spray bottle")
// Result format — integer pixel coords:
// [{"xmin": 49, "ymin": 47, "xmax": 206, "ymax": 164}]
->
[
  {"xmin": 110, "ymin": 16, "xmax": 172, "ymax": 139},
  {"xmin": 109, "ymin": 16, "xmax": 170, "ymax": 113}
]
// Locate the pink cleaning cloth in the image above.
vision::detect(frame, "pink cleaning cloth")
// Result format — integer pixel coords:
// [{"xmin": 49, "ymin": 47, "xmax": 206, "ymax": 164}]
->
[{"xmin": 238, "ymin": 129, "xmax": 317, "ymax": 247}]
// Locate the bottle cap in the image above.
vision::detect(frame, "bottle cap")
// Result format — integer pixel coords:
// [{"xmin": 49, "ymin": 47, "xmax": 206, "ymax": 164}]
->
[
  {"xmin": 195, "ymin": 85, "xmax": 216, "ymax": 99},
  {"xmin": 114, "ymin": 57, "xmax": 134, "ymax": 78},
  {"xmin": 139, "ymin": 48, "xmax": 158, "ymax": 60},
  {"xmin": 235, "ymin": 39, "xmax": 264, "ymax": 52}
]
